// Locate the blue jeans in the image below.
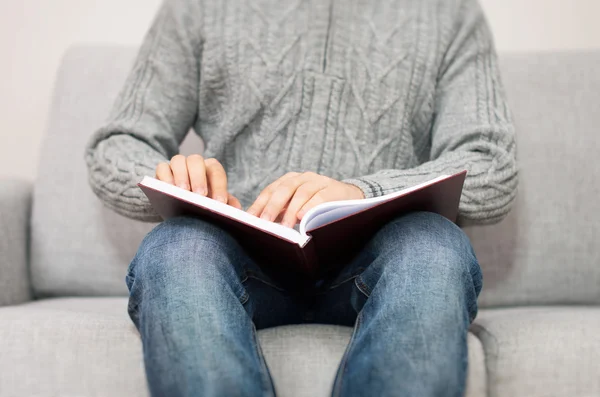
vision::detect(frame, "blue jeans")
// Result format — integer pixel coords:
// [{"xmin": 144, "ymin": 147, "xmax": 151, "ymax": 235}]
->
[{"xmin": 126, "ymin": 211, "xmax": 482, "ymax": 397}]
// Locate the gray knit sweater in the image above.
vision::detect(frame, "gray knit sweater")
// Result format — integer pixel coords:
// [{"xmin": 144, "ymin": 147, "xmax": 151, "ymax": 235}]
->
[{"xmin": 86, "ymin": 0, "xmax": 517, "ymax": 225}]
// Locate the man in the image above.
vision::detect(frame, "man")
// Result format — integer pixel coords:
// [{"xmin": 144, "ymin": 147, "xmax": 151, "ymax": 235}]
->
[{"xmin": 86, "ymin": 0, "xmax": 517, "ymax": 395}]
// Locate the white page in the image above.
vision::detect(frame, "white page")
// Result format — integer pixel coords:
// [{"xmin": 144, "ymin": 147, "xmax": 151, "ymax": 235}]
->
[
  {"xmin": 300, "ymin": 175, "xmax": 449, "ymax": 233},
  {"xmin": 141, "ymin": 177, "xmax": 309, "ymax": 245},
  {"xmin": 304, "ymin": 206, "xmax": 357, "ymax": 232}
]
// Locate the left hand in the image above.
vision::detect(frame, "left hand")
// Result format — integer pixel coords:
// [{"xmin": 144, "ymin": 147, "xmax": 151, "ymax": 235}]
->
[{"xmin": 247, "ymin": 172, "xmax": 365, "ymax": 228}]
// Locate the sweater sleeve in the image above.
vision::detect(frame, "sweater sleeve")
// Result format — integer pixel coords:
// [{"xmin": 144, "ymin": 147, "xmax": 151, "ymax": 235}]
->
[
  {"xmin": 343, "ymin": 0, "xmax": 518, "ymax": 225},
  {"xmin": 85, "ymin": 0, "xmax": 202, "ymax": 222}
]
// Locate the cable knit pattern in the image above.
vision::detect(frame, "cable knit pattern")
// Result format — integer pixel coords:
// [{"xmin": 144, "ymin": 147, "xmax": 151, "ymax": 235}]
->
[{"xmin": 86, "ymin": 0, "xmax": 517, "ymax": 225}]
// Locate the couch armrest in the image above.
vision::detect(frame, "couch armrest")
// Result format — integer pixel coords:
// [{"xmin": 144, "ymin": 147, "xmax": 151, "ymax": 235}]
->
[{"xmin": 0, "ymin": 179, "xmax": 33, "ymax": 306}]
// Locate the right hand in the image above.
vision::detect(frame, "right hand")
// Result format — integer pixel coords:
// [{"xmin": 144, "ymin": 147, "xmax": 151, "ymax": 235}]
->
[{"xmin": 155, "ymin": 154, "xmax": 242, "ymax": 209}]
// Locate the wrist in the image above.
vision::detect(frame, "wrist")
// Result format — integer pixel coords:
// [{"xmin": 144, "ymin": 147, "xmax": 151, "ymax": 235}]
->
[{"xmin": 345, "ymin": 183, "xmax": 365, "ymax": 200}]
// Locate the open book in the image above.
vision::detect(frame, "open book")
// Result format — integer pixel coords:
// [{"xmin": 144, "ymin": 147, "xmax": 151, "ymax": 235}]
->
[{"xmin": 139, "ymin": 170, "xmax": 467, "ymax": 281}]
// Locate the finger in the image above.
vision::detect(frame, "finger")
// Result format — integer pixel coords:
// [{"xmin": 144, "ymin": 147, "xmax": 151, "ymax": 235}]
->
[
  {"xmin": 259, "ymin": 176, "xmax": 309, "ymax": 222},
  {"xmin": 247, "ymin": 172, "xmax": 300, "ymax": 217},
  {"xmin": 169, "ymin": 155, "xmax": 190, "ymax": 190},
  {"xmin": 260, "ymin": 171, "xmax": 322, "ymax": 222},
  {"xmin": 298, "ymin": 189, "xmax": 335, "ymax": 220},
  {"xmin": 205, "ymin": 158, "xmax": 228, "ymax": 203},
  {"xmin": 281, "ymin": 182, "xmax": 325, "ymax": 227},
  {"xmin": 186, "ymin": 154, "xmax": 207, "ymax": 196},
  {"xmin": 155, "ymin": 162, "xmax": 174, "ymax": 185},
  {"xmin": 273, "ymin": 208, "xmax": 287, "ymax": 224},
  {"xmin": 227, "ymin": 194, "xmax": 242, "ymax": 210}
]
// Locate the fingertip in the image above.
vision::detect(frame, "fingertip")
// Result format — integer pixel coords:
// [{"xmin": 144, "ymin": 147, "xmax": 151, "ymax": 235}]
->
[
  {"xmin": 193, "ymin": 186, "xmax": 208, "ymax": 196},
  {"xmin": 230, "ymin": 197, "xmax": 243, "ymax": 210}
]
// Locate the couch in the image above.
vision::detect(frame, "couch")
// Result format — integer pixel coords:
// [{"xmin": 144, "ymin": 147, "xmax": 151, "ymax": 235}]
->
[{"xmin": 1, "ymin": 46, "xmax": 599, "ymax": 397}]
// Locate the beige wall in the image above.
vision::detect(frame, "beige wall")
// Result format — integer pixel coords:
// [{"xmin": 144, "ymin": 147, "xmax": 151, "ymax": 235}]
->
[
  {"xmin": 1, "ymin": 0, "xmax": 599, "ymax": 181},
  {"xmin": 0, "ymin": 0, "xmax": 162, "ymax": 182}
]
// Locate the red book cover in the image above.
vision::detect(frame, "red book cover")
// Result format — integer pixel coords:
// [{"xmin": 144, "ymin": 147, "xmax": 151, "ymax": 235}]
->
[{"xmin": 138, "ymin": 170, "xmax": 467, "ymax": 285}]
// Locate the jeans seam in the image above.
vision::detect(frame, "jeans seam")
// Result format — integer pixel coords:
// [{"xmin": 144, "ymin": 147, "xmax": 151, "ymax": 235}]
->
[
  {"xmin": 312, "ymin": 268, "xmax": 367, "ymax": 297},
  {"xmin": 139, "ymin": 237, "xmax": 238, "ymax": 259},
  {"xmin": 468, "ymin": 299, "xmax": 479, "ymax": 323},
  {"xmin": 125, "ymin": 272, "xmax": 139, "ymax": 313},
  {"xmin": 354, "ymin": 276, "xmax": 372, "ymax": 298},
  {"xmin": 328, "ymin": 268, "xmax": 366, "ymax": 289},
  {"xmin": 467, "ymin": 260, "xmax": 483, "ymax": 323},
  {"xmin": 250, "ymin": 322, "xmax": 276, "ymax": 397},
  {"xmin": 127, "ymin": 300, "xmax": 139, "ymax": 318},
  {"xmin": 239, "ymin": 290, "xmax": 250, "ymax": 305},
  {"xmin": 244, "ymin": 271, "xmax": 287, "ymax": 292},
  {"xmin": 331, "ymin": 311, "xmax": 364, "ymax": 397}
]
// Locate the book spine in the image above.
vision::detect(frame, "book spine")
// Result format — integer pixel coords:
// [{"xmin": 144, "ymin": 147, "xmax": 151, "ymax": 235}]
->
[{"xmin": 297, "ymin": 239, "xmax": 319, "ymax": 277}]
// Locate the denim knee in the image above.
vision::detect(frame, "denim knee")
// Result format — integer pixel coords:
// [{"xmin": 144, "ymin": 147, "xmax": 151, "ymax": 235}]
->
[
  {"xmin": 355, "ymin": 212, "xmax": 482, "ymax": 323},
  {"xmin": 360, "ymin": 211, "xmax": 482, "ymax": 299},
  {"xmin": 139, "ymin": 216, "xmax": 238, "ymax": 253},
  {"xmin": 374, "ymin": 212, "xmax": 477, "ymax": 268},
  {"xmin": 127, "ymin": 216, "xmax": 249, "ymax": 302}
]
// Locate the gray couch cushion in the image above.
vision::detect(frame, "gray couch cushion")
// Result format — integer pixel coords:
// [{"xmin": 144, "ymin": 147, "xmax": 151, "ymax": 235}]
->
[
  {"xmin": 31, "ymin": 46, "xmax": 600, "ymax": 307},
  {"xmin": 30, "ymin": 47, "xmax": 155, "ymax": 297},
  {"xmin": 466, "ymin": 52, "xmax": 600, "ymax": 307},
  {"xmin": 0, "ymin": 298, "xmax": 147, "ymax": 397},
  {"xmin": 0, "ymin": 179, "xmax": 32, "ymax": 306},
  {"xmin": 0, "ymin": 297, "xmax": 486, "ymax": 397},
  {"xmin": 471, "ymin": 307, "xmax": 600, "ymax": 397},
  {"xmin": 30, "ymin": 47, "xmax": 204, "ymax": 298}
]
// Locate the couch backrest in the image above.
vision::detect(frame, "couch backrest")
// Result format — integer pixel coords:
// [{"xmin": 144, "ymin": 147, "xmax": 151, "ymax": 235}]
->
[
  {"xmin": 464, "ymin": 51, "xmax": 600, "ymax": 307},
  {"xmin": 30, "ymin": 46, "xmax": 600, "ymax": 307},
  {"xmin": 30, "ymin": 46, "xmax": 202, "ymax": 297}
]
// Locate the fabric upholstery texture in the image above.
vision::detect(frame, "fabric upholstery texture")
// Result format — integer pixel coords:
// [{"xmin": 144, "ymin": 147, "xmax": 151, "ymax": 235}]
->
[
  {"xmin": 30, "ymin": 47, "xmax": 155, "ymax": 298},
  {"xmin": 29, "ymin": 47, "xmax": 600, "ymax": 308},
  {"xmin": 4, "ymin": 46, "xmax": 600, "ymax": 397},
  {"xmin": 465, "ymin": 51, "xmax": 600, "ymax": 307},
  {"xmin": 0, "ymin": 179, "xmax": 32, "ymax": 306},
  {"xmin": 471, "ymin": 307, "xmax": 600, "ymax": 397},
  {"xmin": 0, "ymin": 297, "xmax": 486, "ymax": 397}
]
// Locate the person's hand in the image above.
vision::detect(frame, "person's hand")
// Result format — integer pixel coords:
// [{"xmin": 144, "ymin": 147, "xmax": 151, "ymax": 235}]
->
[
  {"xmin": 247, "ymin": 172, "xmax": 365, "ymax": 227},
  {"xmin": 155, "ymin": 154, "xmax": 242, "ymax": 209}
]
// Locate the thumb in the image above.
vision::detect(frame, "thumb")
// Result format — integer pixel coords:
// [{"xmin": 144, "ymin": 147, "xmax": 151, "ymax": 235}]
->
[{"xmin": 228, "ymin": 194, "xmax": 243, "ymax": 210}]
